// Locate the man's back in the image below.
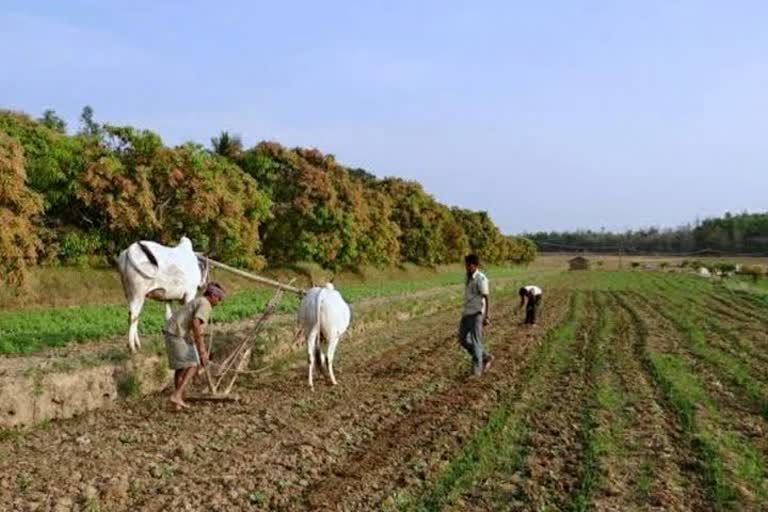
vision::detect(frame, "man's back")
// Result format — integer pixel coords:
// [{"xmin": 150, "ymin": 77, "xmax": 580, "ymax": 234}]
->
[
  {"xmin": 524, "ymin": 285, "xmax": 542, "ymax": 297},
  {"xmin": 165, "ymin": 297, "xmax": 211, "ymax": 339}
]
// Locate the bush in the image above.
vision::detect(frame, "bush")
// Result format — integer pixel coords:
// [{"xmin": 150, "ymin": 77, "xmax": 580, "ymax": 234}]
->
[
  {"xmin": 686, "ymin": 260, "xmax": 705, "ymax": 270},
  {"xmin": 56, "ymin": 230, "xmax": 106, "ymax": 266},
  {"xmin": 712, "ymin": 262, "xmax": 737, "ymax": 274}
]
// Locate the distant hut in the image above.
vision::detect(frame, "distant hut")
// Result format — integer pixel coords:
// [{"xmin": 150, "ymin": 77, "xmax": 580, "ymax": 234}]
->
[{"xmin": 568, "ymin": 256, "xmax": 590, "ymax": 271}]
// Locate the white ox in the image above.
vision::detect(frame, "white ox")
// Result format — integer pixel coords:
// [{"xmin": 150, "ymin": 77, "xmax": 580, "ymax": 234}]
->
[
  {"xmin": 298, "ymin": 283, "xmax": 351, "ymax": 389},
  {"xmin": 117, "ymin": 236, "xmax": 207, "ymax": 352}
]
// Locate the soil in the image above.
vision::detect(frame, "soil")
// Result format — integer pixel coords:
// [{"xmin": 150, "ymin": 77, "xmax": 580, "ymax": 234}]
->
[
  {"xmin": 0, "ymin": 290, "xmax": 563, "ymax": 512},
  {"xmin": 4, "ymin": 277, "xmax": 767, "ymax": 511}
]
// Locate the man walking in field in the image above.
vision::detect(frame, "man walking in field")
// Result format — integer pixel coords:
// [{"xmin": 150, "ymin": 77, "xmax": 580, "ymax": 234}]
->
[
  {"xmin": 518, "ymin": 285, "xmax": 543, "ymax": 326},
  {"xmin": 459, "ymin": 254, "xmax": 493, "ymax": 376},
  {"xmin": 163, "ymin": 282, "xmax": 226, "ymax": 409}
]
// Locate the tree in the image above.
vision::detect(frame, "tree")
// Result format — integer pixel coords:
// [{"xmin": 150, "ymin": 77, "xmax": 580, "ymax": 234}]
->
[
  {"xmin": 0, "ymin": 110, "xmax": 87, "ymax": 220},
  {"xmin": 77, "ymin": 127, "xmax": 271, "ymax": 267},
  {"xmin": 39, "ymin": 109, "xmax": 67, "ymax": 133},
  {"xmin": 79, "ymin": 105, "xmax": 100, "ymax": 137},
  {"xmin": 452, "ymin": 208, "xmax": 505, "ymax": 262},
  {"xmin": 377, "ymin": 178, "xmax": 459, "ymax": 266},
  {"xmin": 0, "ymin": 133, "xmax": 43, "ymax": 286},
  {"xmin": 211, "ymin": 131, "xmax": 243, "ymax": 160},
  {"xmin": 1, "ymin": 107, "xmax": 535, "ymax": 270}
]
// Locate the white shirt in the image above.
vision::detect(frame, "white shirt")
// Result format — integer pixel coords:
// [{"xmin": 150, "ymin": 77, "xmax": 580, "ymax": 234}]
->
[
  {"xmin": 464, "ymin": 270, "xmax": 490, "ymax": 315},
  {"xmin": 524, "ymin": 285, "xmax": 542, "ymax": 297}
]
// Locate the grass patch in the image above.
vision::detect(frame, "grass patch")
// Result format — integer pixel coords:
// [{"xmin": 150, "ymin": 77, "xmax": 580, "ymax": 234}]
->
[
  {"xmin": 617, "ymin": 295, "xmax": 765, "ymax": 510},
  {"xmin": 116, "ymin": 369, "xmax": 141, "ymax": 399},
  {"xmin": 0, "ymin": 266, "xmax": 529, "ymax": 355},
  {"xmin": 650, "ymin": 291, "xmax": 768, "ymax": 419},
  {"xmin": 569, "ymin": 292, "xmax": 610, "ymax": 511}
]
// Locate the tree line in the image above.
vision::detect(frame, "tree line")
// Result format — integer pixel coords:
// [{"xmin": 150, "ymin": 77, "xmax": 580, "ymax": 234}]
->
[
  {"xmin": 526, "ymin": 211, "xmax": 768, "ymax": 255},
  {"xmin": 0, "ymin": 107, "xmax": 536, "ymax": 285}
]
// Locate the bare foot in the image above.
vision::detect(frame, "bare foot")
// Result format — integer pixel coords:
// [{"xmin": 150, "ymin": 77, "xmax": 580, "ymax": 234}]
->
[
  {"xmin": 169, "ymin": 396, "xmax": 190, "ymax": 409},
  {"xmin": 483, "ymin": 355, "xmax": 494, "ymax": 372}
]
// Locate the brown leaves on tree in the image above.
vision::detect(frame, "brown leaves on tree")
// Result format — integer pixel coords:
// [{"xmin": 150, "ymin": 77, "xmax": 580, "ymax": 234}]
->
[
  {"xmin": 0, "ymin": 134, "xmax": 43, "ymax": 286},
  {"xmin": 0, "ymin": 110, "xmax": 537, "ymax": 271}
]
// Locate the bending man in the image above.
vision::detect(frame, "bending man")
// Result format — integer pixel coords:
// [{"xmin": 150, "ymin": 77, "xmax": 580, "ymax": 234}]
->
[
  {"xmin": 518, "ymin": 285, "xmax": 542, "ymax": 326},
  {"xmin": 163, "ymin": 282, "xmax": 225, "ymax": 409}
]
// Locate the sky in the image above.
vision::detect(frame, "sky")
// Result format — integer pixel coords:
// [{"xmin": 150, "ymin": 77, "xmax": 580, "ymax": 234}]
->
[{"xmin": 2, "ymin": 0, "xmax": 767, "ymax": 234}]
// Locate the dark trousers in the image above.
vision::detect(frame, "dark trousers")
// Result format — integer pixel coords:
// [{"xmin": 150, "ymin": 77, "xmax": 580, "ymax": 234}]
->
[
  {"xmin": 525, "ymin": 295, "xmax": 542, "ymax": 324},
  {"xmin": 459, "ymin": 313, "xmax": 487, "ymax": 375}
]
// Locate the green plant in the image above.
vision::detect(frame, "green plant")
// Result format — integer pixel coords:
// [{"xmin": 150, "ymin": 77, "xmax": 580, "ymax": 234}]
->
[
  {"xmin": 84, "ymin": 498, "xmax": 101, "ymax": 512},
  {"xmin": 16, "ymin": 472, "xmax": 32, "ymax": 492},
  {"xmin": 116, "ymin": 370, "xmax": 141, "ymax": 399},
  {"xmin": 248, "ymin": 490, "xmax": 268, "ymax": 505}
]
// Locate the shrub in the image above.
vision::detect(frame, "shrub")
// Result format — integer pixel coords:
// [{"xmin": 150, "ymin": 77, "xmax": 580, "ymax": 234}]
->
[
  {"xmin": 712, "ymin": 262, "xmax": 736, "ymax": 274},
  {"xmin": 56, "ymin": 230, "xmax": 106, "ymax": 266}
]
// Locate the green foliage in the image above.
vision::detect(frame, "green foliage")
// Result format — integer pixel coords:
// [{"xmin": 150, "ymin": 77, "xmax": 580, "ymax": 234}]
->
[
  {"xmin": 210, "ymin": 131, "xmax": 243, "ymax": 160},
  {"xmin": 528, "ymin": 211, "xmax": 768, "ymax": 255},
  {"xmin": 116, "ymin": 369, "xmax": 141, "ymax": 399},
  {"xmin": 0, "ymin": 110, "xmax": 87, "ymax": 217},
  {"xmin": 0, "ymin": 108, "xmax": 531, "ymax": 271},
  {"xmin": 378, "ymin": 179, "xmax": 469, "ymax": 266},
  {"xmin": 694, "ymin": 212, "xmax": 768, "ymax": 253},
  {"xmin": 0, "ymin": 265, "xmax": 524, "ymax": 354},
  {"xmin": 711, "ymin": 262, "xmax": 737, "ymax": 274},
  {"xmin": 38, "ymin": 109, "xmax": 66, "ymax": 133},
  {"xmin": 56, "ymin": 230, "xmax": 106, "ymax": 265},
  {"xmin": 79, "ymin": 105, "xmax": 100, "ymax": 137},
  {"xmin": 247, "ymin": 491, "xmax": 268, "ymax": 505}
]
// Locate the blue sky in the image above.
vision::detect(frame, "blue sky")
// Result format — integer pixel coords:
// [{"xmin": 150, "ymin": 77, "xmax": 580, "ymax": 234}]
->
[{"xmin": 2, "ymin": 1, "xmax": 767, "ymax": 233}]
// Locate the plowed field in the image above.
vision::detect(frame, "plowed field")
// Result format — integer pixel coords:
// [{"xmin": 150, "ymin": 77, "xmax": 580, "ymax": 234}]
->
[{"xmin": 2, "ymin": 270, "xmax": 768, "ymax": 511}]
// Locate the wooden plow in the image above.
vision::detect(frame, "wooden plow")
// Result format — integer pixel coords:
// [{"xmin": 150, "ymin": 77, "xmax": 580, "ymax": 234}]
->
[{"xmin": 188, "ymin": 257, "xmax": 304, "ymax": 402}]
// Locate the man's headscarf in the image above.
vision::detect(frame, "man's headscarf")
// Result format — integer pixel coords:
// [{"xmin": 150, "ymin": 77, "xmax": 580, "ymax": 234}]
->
[{"xmin": 205, "ymin": 282, "xmax": 226, "ymax": 300}]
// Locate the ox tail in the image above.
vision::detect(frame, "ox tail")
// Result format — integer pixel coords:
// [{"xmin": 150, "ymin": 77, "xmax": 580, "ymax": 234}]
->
[
  {"xmin": 314, "ymin": 288, "xmax": 326, "ymax": 368},
  {"xmin": 124, "ymin": 242, "xmax": 158, "ymax": 279},
  {"xmin": 138, "ymin": 242, "xmax": 159, "ymax": 267}
]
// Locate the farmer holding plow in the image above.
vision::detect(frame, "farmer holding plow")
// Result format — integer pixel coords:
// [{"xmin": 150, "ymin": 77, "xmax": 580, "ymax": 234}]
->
[{"xmin": 163, "ymin": 282, "xmax": 225, "ymax": 409}]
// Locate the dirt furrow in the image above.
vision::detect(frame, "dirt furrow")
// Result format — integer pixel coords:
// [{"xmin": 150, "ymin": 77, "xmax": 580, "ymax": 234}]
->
[
  {"xmin": 621, "ymin": 293, "xmax": 768, "ymax": 508},
  {"xmin": 0, "ymin": 299, "xmax": 472, "ymax": 511},
  {"xmin": 590, "ymin": 292, "xmax": 707, "ymax": 511},
  {"xmin": 298, "ymin": 292, "xmax": 571, "ymax": 511},
  {"xmin": 504, "ymin": 292, "xmax": 596, "ymax": 510},
  {"xmin": 1, "ymin": 290, "xmax": 561, "ymax": 512}
]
